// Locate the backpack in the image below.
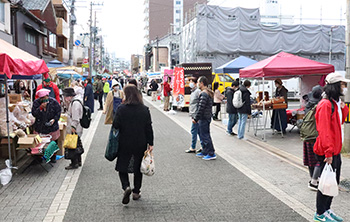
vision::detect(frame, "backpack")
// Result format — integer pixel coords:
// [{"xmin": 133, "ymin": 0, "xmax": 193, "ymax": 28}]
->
[
  {"xmin": 300, "ymin": 100, "xmax": 334, "ymax": 142},
  {"xmin": 232, "ymin": 89, "xmax": 244, "ymax": 108},
  {"xmin": 72, "ymin": 100, "xmax": 92, "ymax": 128}
]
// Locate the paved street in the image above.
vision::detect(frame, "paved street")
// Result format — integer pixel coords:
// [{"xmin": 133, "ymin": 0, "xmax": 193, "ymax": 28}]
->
[{"xmin": 63, "ymin": 101, "xmax": 307, "ymax": 222}]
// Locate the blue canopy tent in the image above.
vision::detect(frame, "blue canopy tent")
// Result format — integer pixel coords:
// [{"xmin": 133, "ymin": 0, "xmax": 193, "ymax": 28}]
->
[
  {"xmin": 57, "ymin": 70, "xmax": 82, "ymax": 80},
  {"xmin": 215, "ymin": 56, "xmax": 258, "ymax": 73},
  {"xmin": 0, "ymin": 74, "xmax": 42, "ymax": 80},
  {"xmin": 47, "ymin": 59, "xmax": 65, "ymax": 68}
]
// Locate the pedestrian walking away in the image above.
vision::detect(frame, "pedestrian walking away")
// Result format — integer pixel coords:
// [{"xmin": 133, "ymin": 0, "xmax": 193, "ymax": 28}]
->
[
  {"xmin": 213, "ymin": 82, "xmax": 224, "ymax": 120},
  {"xmin": 163, "ymin": 77, "xmax": 172, "ymax": 111},
  {"xmin": 112, "ymin": 85, "xmax": 154, "ymax": 205},
  {"xmin": 193, "ymin": 76, "xmax": 216, "ymax": 160},
  {"xmin": 312, "ymin": 72, "xmax": 350, "ymax": 222},
  {"xmin": 84, "ymin": 78, "xmax": 95, "ymax": 113},
  {"xmin": 149, "ymin": 79, "xmax": 159, "ymax": 101},
  {"xmin": 96, "ymin": 78, "xmax": 104, "ymax": 110},
  {"xmin": 185, "ymin": 77, "xmax": 203, "ymax": 153},
  {"xmin": 226, "ymin": 81, "xmax": 239, "ymax": 136},
  {"xmin": 63, "ymin": 88, "xmax": 85, "ymax": 170},
  {"xmin": 104, "ymin": 80, "xmax": 124, "ymax": 125},
  {"xmin": 237, "ymin": 80, "xmax": 251, "ymax": 140}
]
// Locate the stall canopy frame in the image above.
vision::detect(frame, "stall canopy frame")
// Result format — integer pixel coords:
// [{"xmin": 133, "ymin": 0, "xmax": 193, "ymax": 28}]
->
[{"xmin": 239, "ymin": 51, "xmax": 335, "ymax": 141}]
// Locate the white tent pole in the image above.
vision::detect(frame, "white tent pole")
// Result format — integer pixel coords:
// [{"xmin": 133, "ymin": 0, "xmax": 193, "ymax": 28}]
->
[
  {"xmin": 4, "ymin": 75, "xmax": 12, "ymax": 167},
  {"xmin": 263, "ymin": 76, "xmax": 266, "ymax": 141}
]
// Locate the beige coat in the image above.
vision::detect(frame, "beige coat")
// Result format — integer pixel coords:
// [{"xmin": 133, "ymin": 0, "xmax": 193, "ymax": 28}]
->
[{"xmin": 104, "ymin": 90, "xmax": 124, "ymax": 124}]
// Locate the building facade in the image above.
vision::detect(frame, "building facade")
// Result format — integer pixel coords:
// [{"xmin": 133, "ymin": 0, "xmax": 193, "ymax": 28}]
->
[
  {"xmin": 0, "ymin": 0, "xmax": 12, "ymax": 43},
  {"xmin": 53, "ymin": 0, "xmax": 69, "ymax": 64}
]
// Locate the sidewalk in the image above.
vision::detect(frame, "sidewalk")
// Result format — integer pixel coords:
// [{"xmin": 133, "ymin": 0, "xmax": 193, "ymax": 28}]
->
[
  {"xmin": 63, "ymin": 100, "xmax": 307, "ymax": 222},
  {"xmin": 145, "ymin": 94, "xmax": 350, "ymax": 220}
]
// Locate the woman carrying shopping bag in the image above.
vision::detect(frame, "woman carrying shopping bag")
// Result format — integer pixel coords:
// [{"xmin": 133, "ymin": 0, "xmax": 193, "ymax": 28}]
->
[
  {"xmin": 104, "ymin": 79, "xmax": 124, "ymax": 125},
  {"xmin": 63, "ymin": 88, "xmax": 84, "ymax": 170},
  {"xmin": 113, "ymin": 85, "xmax": 154, "ymax": 205},
  {"xmin": 312, "ymin": 72, "xmax": 349, "ymax": 222}
]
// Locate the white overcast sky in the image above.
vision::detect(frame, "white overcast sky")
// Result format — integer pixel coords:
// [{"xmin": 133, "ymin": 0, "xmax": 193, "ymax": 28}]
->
[{"xmin": 74, "ymin": 0, "xmax": 346, "ymax": 60}]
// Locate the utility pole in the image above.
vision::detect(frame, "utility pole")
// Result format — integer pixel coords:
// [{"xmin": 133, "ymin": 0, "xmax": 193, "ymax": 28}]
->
[
  {"xmin": 156, "ymin": 36, "xmax": 159, "ymax": 71},
  {"xmin": 93, "ymin": 11, "xmax": 97, "ymax": 72},
  {"xmin": 89, "ymin": 1, "xmax": 93, "ymax": 78},
  {"xmin": 344, "ymin": 0, "xmax": 350, "ymax": 153},
  {"xmin": 68, "ymin": 0, "xmax": 76, "ymax": 66}
]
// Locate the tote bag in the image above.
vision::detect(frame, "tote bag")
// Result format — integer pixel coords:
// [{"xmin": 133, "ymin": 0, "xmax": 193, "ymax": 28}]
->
[
  {"xmin": 63, "ymin": 133, "xmax": 78, "ymax": 149},
  {"xmin": 105, "ymin": 127, "xmax": 119, "ymax": 161}
]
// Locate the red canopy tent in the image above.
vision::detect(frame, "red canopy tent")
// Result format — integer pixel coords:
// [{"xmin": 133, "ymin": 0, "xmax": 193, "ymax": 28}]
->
[
  {"xmin": 239, "ymin": 52, "xmax": 335, "ymax": 141},
  {"xmin": 239, "ymin": 52, "xmax": 334, "ymax": 79},
  {"xmin": 0, "ymin": 38, "xmax": 49, "ymax": 167}
]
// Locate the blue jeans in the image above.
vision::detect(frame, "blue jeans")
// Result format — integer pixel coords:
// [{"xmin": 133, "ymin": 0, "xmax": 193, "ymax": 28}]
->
[
  {"xmin": 198, "ymin": 119, "xmax": 215, "ymax": 156},
  {"xmin": 191, "ymin": 122, "xmax": 202, "ymax": 149},
  {"xmin": 237, "ymin": 113, "xmax": 248, "ymax": 139},
  {"xmin": 227, "ymin": 113, "xmax": 238, "ymax": 133}
]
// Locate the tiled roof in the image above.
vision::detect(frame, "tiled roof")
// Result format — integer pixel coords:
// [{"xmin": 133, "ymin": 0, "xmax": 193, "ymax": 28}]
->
[{"xmin": 22, "ymin": 0, "xmax": 50, "ymax": 11}]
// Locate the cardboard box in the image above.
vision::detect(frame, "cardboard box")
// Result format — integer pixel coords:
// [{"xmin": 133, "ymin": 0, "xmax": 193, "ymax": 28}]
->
[
  {"xmin": 17, "ymin": 134, "xmax": 41, "ymax": 148},
  {"xmin": 9, "ymin": 94, "xmax": 22, "ymax": 104}
]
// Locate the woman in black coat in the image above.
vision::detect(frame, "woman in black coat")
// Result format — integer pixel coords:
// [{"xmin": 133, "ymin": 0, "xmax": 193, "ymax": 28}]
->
[
  {"xmin": 113, "ymin": 85, "xmax": 154, "ymax": 205},
  {"xmin": 84, "ymin": 78, "xmax": 94, "ymax": 113}
]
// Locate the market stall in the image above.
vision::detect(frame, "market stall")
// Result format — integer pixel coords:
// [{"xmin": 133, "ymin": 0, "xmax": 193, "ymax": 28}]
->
[
  {"xmin": 239, "ymin": 51, "xmax": 334, "ymax": 141},
  {"xmin": 0, "ymin": 38, "xmax": 49, "ymax": 168}
]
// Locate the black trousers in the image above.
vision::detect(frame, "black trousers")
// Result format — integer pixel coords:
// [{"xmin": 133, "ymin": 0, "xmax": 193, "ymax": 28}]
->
[
  {"xmin": 316, "ymin": 154, "xmax": 341, "ymax": 215},
  {"xmin": 118, "ymin": 155, "xmax": 143, "ymax": 194},
  {"xmin": 214, "ymin": 103, "xmax": 221, "ymax": 118},
  {"xmin": 98, "ymin": 92, "xmax": 103, "ymax": 109}
]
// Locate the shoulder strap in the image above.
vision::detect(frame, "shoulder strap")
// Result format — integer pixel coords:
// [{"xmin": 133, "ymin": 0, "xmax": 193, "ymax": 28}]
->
[{"xmin": 72, "ymin": 99, "xmax": 84, "ymax": 107}]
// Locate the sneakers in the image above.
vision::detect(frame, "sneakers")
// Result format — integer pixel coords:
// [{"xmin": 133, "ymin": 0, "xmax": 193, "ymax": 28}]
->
[
  {"xmin": 327, "ymin": 210, "xmax": 343, "ymax": 222},
  {"xmin": 132, "ymin": 193, "xmax": 141, "ymax": 200},
  {"xmin": 122, "ymin": 187, "xmax": 132, "ymax": 205},
  {"xmin": 203, "ymin": 154, "xmax": 217, "ymax": 160},
  {"xmin": 185, "ymin": 148, "xmax": 196, "ymax": 153},
  {"xmin": 308, "ymin": 181, "xmax": 318, "ymax": 191},
  {"xmin": 313, "ymin": 212, "xmax": 336, "ymax": 222},
  {"xmin": 196, "ymin": 149, "xmax": 202, "ymax": 153},
  {"xmin": 65, "ymin": 164, "xmax": 78, "ymax": 170},
  {"xmin": 226, "ymin": 132, "xmax": 237, "ymax": 136},
  {"xmin": 196, "ymin": 152, "xmax": 205, "ymax": 158}
]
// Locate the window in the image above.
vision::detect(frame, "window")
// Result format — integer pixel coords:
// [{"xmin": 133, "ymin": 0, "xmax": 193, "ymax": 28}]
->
[
  {"xmin": 176, "ymin": 1, "xmax": 181, "ymax": 5},
  {"xmin": 176, "ymin": 19, "xmax": 180, "ymax": 22},
  {"xmin": 0, "ymin": 2, "xmax": 4, "ymax": 23},
  {"xmin": 176, "ymin": 10, "xmax": 180, "ymax": 13},
  {"xmin": 49, "ymin": 32, "xmax": 56, "ymax": 48},
  {"xmin": 218, "ymin": 75, "xmax": 234, "ymax": 82},
  {"xmin": 25, "ymin": 32, "xmax": 36, "ymax": 45}
]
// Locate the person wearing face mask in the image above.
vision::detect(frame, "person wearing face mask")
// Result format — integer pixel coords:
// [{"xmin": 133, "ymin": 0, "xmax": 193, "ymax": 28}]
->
[
  {"xmin": 185, "ymin": 77, "xmax": 203, "ymax": 153},
  {"xmin": 32, "ymin": 89, "xmax": 61, "ymax": 163},
  {"xmin": 63, "ymin": 88, "xmax": 84, "ymax": 170},
  {"xmin": 104, "ymin": 79, "xmax": 124, "ymax": 124}
]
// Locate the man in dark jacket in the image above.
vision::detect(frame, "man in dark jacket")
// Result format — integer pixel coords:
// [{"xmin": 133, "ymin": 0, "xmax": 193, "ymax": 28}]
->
[
  {"xmin": 149, "ymin": 79, "xmax": 158, "ymax": 101},
  {"xmin": 237, "ymin": 80, "xmax": 252, "ymax": 140},
  {"xmin": 193, "ymin": 76, "xmax": 216, "ymax": 160},
  {"xmin": 226, "ymin": 81, "xmax": 239, "ymax": 136},
  {"xmin": 96, "ymin": 78, "xmax": 104, "ymax": 110}
]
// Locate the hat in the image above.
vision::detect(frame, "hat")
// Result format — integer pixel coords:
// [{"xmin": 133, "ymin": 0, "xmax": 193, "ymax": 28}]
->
[
  {"xmin": 111, "ymin": 79, "xmax": 119, "ymax": 87},
  {"xmin": 325, "ymin": 72, "xmax": 350, "ymax": 84},
  {"xmin": 275, "ymin": 79, "xmax": 283, "ymax": 85},
  {"xmin": 74, "ymin": 86, "xmax": 84, "ymax": 97},
  {"xmin": 308, "ymin": 85, "xmax": 323, "ymax": 103},
  {"xmin": 36, "ymin": 89, "xmax": 50, "ymax": 98},
  {"xmin": 63, "ymin": 88, "xmax": 76, "ymax": 97},
  {"xmin": 43, "ymin": 78, "xmax": 51, "ymax": 83}
]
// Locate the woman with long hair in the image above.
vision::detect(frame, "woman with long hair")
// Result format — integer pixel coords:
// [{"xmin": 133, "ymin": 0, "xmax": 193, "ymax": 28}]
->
[
  {"xmin": 312, "ymin": 72, "xmax": 349, "ymax": 222},
  {"xmin": 113, "ymin": 85, "xmax": 154, "ymax": 205}
]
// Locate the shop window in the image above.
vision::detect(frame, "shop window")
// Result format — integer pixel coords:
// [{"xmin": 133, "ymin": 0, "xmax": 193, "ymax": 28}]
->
[
  {"xmin": 25, "ymin": 32, "xmax": 36, "ymax": 45},
  {"xmin": 176, "ymin": 1, "xmax": 181, "ymax": 5}
]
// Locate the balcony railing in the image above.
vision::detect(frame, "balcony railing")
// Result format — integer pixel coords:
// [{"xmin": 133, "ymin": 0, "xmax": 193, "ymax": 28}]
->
[{"xmin": 56, "ymin": 18, "xmax": 69, "ymax": 38}]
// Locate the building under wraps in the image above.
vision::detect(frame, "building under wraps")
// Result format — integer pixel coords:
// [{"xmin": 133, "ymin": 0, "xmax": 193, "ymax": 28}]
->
[{"xmin": 180, "ymin": 4, "xmax": 345, "ymax": 71}]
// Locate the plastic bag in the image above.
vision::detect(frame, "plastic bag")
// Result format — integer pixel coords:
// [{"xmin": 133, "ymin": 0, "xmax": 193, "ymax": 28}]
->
[
  {"xmin": 0, "ymin": 160, "xmax": 13, "ymax": 186},
  {"xmin": 318, "ymin": 163, "xmax": 339, "ymax": 197},
  {"xmin": 140, "ymin": 150, "xmax": 155, "ymax": 176},
  {"xmin": 105, "ymin": 127, "xmax": 119, "ymax": 161}
]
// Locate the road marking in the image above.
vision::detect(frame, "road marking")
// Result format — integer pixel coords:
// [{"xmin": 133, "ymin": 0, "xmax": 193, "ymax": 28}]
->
[
  {"xmin": 43, "ymin": 111, "xmax": 103, "ymax": 222},
  {"xmin": 144, "ymin": 96, "xmax": 313, "ymax": 221}
]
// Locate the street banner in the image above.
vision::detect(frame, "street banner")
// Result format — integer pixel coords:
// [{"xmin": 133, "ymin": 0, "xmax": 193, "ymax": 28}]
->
[{"xmin": 173, "ymin": 67, "xmax": 185, "ymax": 107}]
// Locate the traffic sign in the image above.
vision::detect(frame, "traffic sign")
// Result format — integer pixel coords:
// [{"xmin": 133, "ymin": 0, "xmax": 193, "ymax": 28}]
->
[
  {"xmin": 74, "ymin": 40, "xmax": 81, "ymax": 46},
  {"xmin": 83, "ymin": 58, "xmax": 88, "ymax": 64}
]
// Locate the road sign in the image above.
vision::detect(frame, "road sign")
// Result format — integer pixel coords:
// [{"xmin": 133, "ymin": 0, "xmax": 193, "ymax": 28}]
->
[
  {"xmin": 74, "ymin": 40, "xmax": 81, "ymax": 46},
  {"xmin": 83, "ymin": 58, "xmax": 88, "ymax": 64}
]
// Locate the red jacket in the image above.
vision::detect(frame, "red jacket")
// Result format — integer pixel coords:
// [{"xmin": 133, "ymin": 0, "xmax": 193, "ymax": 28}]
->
[
  {"xmin": 35, "ymin": 82, "xmax": 60, "ymax": 104},
  {"xmin": 163, "ymin": 82, "xmax": 172, "ymax": 97},
  {"xmin": 314, "ymin": 99, "xmax": 349, "ymax": 157}
]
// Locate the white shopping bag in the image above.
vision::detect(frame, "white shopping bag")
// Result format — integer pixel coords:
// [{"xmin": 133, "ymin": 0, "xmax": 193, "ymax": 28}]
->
[
  {"xmin": 140, "ymin": 150, "xmax": 155, "ymax": 176},
  {"xmin": 318, "ymin": 163, "xmax": 339, "ymax": 197},
  {"xmin": 0, "ymin": 160, "xmax": 13, "ymax": 186}
]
